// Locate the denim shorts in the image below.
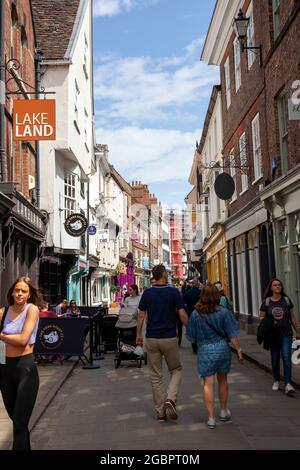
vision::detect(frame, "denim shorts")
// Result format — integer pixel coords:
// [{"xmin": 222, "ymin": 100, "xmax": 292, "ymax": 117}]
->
[{"xmin": 197, "ymin": 339, "xmax": 231, "ymax": 378}]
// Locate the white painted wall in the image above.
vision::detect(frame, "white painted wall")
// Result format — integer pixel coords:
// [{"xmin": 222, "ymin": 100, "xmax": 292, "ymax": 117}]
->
[
  {"xmin": 200, "ymin": 90, "xmax": 225, "ymax": 239},
  {"xmin": 39, "ymin": 0, "xmax": 93, "ymax": 252}
]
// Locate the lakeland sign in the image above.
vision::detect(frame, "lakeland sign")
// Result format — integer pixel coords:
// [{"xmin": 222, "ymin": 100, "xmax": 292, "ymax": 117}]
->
[{"xmin": 13, "ymin": 99, "xmax": 56, "ymax": 141}]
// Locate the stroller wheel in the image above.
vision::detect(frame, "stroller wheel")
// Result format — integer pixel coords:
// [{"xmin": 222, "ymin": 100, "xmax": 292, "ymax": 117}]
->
[
  {"xmin": 137, "ymin": 358, "xmax": 142, "ymax": 368},
  {"xmin": 114, "ymin": 358, "xmax": 121, "ymax": 369}
]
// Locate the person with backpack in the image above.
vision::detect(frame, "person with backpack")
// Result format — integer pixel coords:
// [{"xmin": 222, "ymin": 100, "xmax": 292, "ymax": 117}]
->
[
  {"xmin": 259, "ymin": 278, "xmax": 300, "ymax": 395},
  {"xmin": 214, "ymin": 282, "xmax": 233, "ymax": 311}
]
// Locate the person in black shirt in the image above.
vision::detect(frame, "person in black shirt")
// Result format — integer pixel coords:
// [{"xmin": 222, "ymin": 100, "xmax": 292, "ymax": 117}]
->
[
  {"xmin": 259, "ymin": 278, "xmax": 300, "ymax": 395},
  {"xmin": 137, "ymin": 265, "xmax": 188, "ymax": 422},
  {"xmin": 183, "ymin": 279, "xmax": 201, "ymax": 353}
]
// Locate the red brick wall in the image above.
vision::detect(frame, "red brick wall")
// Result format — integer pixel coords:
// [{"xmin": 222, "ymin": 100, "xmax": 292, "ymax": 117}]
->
[
  {"xmin": 264, "ymin": 6, "xmax": 300, "ymax": 177},
  {"xmin": 4, "ymin": 0, "xmax": 36, "ymax": 200},
  {"xmin": 220, "ymin": 0, "xmax": 300, "ymax": 218}
]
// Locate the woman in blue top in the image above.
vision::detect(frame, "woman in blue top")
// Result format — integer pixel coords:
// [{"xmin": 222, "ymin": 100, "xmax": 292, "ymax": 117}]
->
[{"xmin": 187, "ymin": 285, "xmax": 243, "ymax": 429}]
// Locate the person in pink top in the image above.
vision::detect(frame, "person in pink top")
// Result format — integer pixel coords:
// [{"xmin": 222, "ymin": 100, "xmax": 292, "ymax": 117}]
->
[{"xmin": 0, "ymin": 276, "xmax": 41, "ymax": 450}]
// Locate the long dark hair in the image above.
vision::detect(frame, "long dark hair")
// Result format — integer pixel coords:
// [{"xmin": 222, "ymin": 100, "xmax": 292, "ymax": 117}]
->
[
  {"xmin": 263, "ymin": 278, "xmax": 287, "ymax": 299},
  {"xmin": 195, "ymin": 285, "xmax": 220, "ymax": 314},
  {"xmin": 7, "ymin": 276, "xmax": 43, "ymax": 307},
  {"xmin": 130, "ymin": 284, "xmax": 139, "ymax": 295}
]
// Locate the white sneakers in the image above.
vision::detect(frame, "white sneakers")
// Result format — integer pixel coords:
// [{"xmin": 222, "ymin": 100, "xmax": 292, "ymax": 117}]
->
[
  {"xmin": 207, "ymin": 417, "xmax": 216, "ymax": 429},
  {"xmin": 272, "ymin": 381, "xmax": 296, "ymax": 395},
  {"xmin": 219, "ymin": 409, "xmax": 231, "ymax": 422},
  {"xmin": 207, "ymin": 409, "xmax": 231, "ymax": 429},
  {"xmin": 272, "ymin": 381, "xmax": 279, "ymax": 391},
  {"xmin": 285, "ymin": 383, "xmax": 295, "ymax": 395}
]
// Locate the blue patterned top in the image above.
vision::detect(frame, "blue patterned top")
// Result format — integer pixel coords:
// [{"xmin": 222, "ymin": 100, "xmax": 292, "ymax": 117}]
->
[{"xmin": 186, "ymin": 307, "xmax": 239, "ymax": 345}]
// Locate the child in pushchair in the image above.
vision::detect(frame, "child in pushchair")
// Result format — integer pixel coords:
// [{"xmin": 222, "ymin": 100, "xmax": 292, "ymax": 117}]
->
[{"xmin": 114, "ymin": 311, "xmax": 147, "ymax": 368}]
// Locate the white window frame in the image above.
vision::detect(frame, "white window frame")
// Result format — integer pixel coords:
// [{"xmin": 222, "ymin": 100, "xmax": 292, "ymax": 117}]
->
[
  {"xmin": 230, "ymin": 148, "xmax": 237, "ymax": 202},
  {"xmin": 273, "ymin": 0, "xmax": 281, "ymax": 40},
  {"xmin": 247, "ymin": 1, "xmax": 256, "ymax": 69},
  {"xmin": 233, "ymin": 37, "xmax": 241, "ymax": 92},
  {"xmin": 224, "ymin": 57, "xmax": 231, "ymax": 109},
  {"xmin": 252, "ymin": 114, "xmax": 262, "ymax": 180},
  {"xmin": 239, "ymin": 132, "xmax": 248, "ymax": 193},
  {"xmin": 64, "ymin": 173, "xmax": 76, "ymax": 220},
  {"xmin": 214, "ymin": 117, "xmax": 218, "ymax": 157}
]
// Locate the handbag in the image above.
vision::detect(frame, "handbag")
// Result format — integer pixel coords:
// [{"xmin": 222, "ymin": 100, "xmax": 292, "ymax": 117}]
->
[{"xmin": 0, "ymin": 306, "xmax": 9, "ymax": 333}]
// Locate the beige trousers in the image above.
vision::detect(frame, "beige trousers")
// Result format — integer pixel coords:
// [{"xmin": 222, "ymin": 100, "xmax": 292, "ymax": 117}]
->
[{"xmin": 145, "ymin": 337, "xmax": 182, "ymax": 417}]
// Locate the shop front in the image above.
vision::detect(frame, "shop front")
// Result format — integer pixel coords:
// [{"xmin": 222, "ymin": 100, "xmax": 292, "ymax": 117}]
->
[
  {"xmin": 261, "ymin": 165, "xmax": 300, "ymax": 322},
  {"xmin": 203, "ymin": 225, "xmax": 228, "ymax": 293}
]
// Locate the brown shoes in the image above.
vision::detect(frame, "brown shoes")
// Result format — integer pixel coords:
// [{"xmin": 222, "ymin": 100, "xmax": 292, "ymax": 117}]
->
[{"xmin": 165, "ymin": 399, "xmax": 177, "ymax": 420}]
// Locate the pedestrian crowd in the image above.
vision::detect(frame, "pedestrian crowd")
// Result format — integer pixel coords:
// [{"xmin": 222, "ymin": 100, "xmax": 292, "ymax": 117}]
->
[
  {"xmin": 0, "ymin": 266, "xmax": 299, "ymax": 450},
  {"xmin": 136, "ymin": 265, "xmax": 300, "ymax": 430}
]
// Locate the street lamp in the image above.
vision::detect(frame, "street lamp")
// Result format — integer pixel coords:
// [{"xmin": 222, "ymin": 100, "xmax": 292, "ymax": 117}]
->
[{"xmin": 234, "ymin": 9, "xmax": 262, "ymax": 66}]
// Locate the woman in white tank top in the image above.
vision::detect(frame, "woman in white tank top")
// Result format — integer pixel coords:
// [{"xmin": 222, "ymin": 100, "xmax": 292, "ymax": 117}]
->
[{"xmin": 0, "ymin": 276, "xmax": 41, "ymax": 450}]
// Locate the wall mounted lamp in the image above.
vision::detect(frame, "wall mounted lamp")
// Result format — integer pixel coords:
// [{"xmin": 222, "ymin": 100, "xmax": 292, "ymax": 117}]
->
[{"xmin": 234, "ymin": 9, "xmax": 263, "ymax": 66}]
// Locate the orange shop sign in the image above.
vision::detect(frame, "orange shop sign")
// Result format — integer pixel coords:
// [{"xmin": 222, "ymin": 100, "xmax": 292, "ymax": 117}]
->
[{"xmin": 13, "ymin": 99, "xmax": 56, "ymax": 141}]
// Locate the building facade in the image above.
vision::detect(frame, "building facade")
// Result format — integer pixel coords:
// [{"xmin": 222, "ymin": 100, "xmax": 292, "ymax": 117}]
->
[
  {"xmin": 32, "ymin": 0, "xmax": 95, "ymax": 306},
  {"xmin": 0, "ymin": 0, "xmax": 46, "ymax": 304},
  {"xmin": 201, "ymin": 0, "xmax": 276, "ymax": 329}
]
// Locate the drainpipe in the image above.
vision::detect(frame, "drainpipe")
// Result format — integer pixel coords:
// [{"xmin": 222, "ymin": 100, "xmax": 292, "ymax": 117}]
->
[
  {"xmin": 35, "ymin": 51, "xmax": 42, "ymax": 207},
  {"xmin": 80, "ymin": 178, "xmax": 90, "ymax": 305},
  {"xmin": 0, "ymin": 0, "xmax": 6, "ymax": 181}
]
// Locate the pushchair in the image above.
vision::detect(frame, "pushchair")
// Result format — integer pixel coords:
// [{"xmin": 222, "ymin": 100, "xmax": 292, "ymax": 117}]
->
[
  {"xmin": 100, "ymin": 314, "xmax": 119, "ymax": 353},
  {"xmin": 114, "ymin": 313, "xmax": 147, "ymax": 368}
]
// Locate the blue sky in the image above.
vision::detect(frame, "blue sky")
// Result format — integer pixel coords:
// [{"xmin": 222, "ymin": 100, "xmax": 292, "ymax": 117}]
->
[{"xmin": 93, "ymin": 0, "xmax": 218, "ymax": 208}]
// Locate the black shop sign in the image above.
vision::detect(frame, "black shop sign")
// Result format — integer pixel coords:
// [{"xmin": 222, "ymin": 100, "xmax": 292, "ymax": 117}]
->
[
  {"xmin": 34, "ymin": 318, "xmax": 87, "ymax": 356},
  {"xmin": 64, "ymin": 213, "xmax": 88, "ymax": 237}
]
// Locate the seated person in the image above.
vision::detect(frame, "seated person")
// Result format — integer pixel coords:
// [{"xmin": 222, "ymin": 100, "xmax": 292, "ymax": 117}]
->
[
  {"xmin": 66, "ymin": 300, "xmax": 81, "ymax": 317},
  {"xmin": 39, "ymin": 301, "xmax": 57, "ymax": 318},
  {"xmin": 55, "ymin": 299, "xmax": 68, "ymax": 316}
]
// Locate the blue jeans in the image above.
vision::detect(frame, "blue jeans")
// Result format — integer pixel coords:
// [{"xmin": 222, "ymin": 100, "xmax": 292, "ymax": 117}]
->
[{"xmin": 270, "ymin": 335, "xmax": 292, "ymax": 384}]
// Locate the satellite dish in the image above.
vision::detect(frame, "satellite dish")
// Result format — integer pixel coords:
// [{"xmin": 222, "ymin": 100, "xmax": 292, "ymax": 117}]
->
[{"xmin": 214, "ymin": 173, "xmax": 235, "ymax": 200}]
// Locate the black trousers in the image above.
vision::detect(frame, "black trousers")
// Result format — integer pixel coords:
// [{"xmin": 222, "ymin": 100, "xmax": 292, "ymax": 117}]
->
[{"xmin": 0, "ymin": 354, "xmax": 39, "ymax": 450}]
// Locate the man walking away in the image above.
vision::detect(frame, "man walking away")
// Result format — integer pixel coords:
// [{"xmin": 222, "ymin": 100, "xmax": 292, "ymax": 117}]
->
[
  {"xmin": 136, "ymin": 265, "xmax": 188, "ymax": 422},
  {"xmin": 183, "ymin": 279, "xmax": 201, "ymax": 353}
]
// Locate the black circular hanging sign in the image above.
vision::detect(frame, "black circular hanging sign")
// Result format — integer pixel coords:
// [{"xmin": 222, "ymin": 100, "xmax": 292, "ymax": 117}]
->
[
  {"xmin": 214, "ymin": 173, "xmax": 235, "ymax": 200},
  {"xmin": 64, "ymin": 213, "xmax": 88, "ymax": 237}
]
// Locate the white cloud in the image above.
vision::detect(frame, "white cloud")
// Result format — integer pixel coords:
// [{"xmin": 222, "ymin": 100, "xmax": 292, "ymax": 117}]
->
[
  {"xmin": 94, "ymin": 37, "xmax": 219, "ymax": 203},
  {"xmin": 94, "ymin": 43, "xmax": 219, "ymax": 124},
  {"xmin": 94, "ymin": 0, "xmax": 159, "ymax": 17},
  {"xmin": 96, "ymin": 126, "xmax": 199, "ymax": 184}
]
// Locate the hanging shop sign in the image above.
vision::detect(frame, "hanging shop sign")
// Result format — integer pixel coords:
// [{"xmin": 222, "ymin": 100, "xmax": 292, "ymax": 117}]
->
[
  {"xmin": 13, "ymin": 99, "xmax": 56, "ymax": 141},
  {"xmin": 288, "ymin": 99, "xmax": 300, "ymax": 121},
  {"xmin": 87, "ymin": 225, "xmax": 97, "ymax": 235},
  {"xmin": 98, "ymin": 229, "xmax": 109, "ymax": 243},
  {"xmin": 64, "ymin": 213, "xmax": 88, "ymax": 237},
  {"xmin": 214, "ymin": 173, "xmax": 235, "ymax": 200}
]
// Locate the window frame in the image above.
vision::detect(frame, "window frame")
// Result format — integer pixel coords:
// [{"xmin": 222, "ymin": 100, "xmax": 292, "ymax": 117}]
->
[
  {"xmin": 233, "ymin": 37, "xmax": 241, "ymax": 92},
  {"xmin": 246, "ymin": 1, "xmax": 256, "ymax": 69},
  {"xmin": 224, "ymin": 57, "xmax": 231, "ymax": 109},
  {"xmin": 277, "ymin": 92, "xmax": 289, "ymax": 173},
  {"xmin": 251, "ymin": 113, "xmax": 262, "ymax": 181},
  {"xmin": 239, "ymin": 132, "xmax": 248, "ymax": 193}
]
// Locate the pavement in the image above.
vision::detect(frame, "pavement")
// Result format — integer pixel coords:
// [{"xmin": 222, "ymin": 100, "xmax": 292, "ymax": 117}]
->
[
  {"xmin": 238, "ymin": 330, "xmax": 300, "ymax": 389},
  {"xmin": 0, "ymin": 314, "xmax": 300, "ymax": 450}
]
